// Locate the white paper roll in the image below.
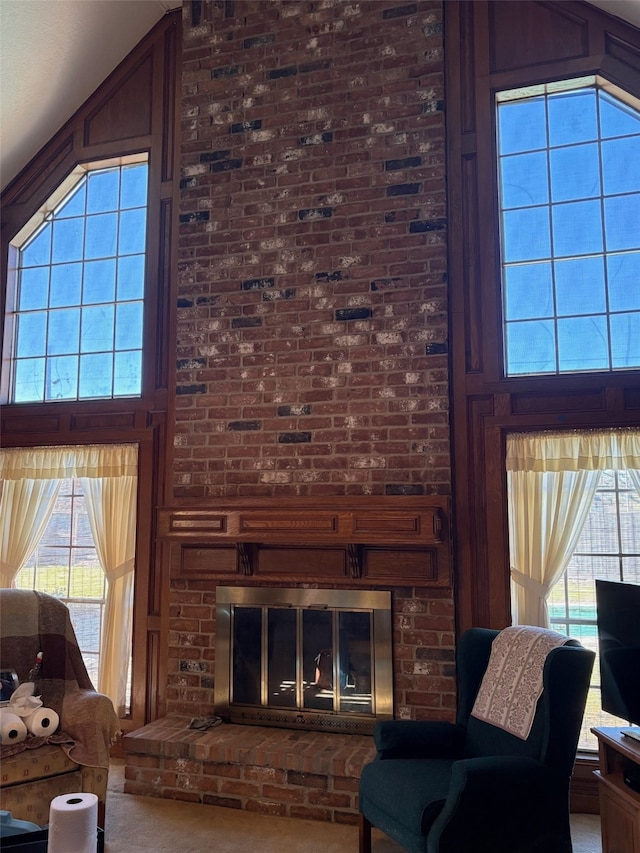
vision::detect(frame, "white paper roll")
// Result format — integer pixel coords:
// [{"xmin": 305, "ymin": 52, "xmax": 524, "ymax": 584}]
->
[
  {"xmin": 48, "ymin": 792, "xmax": 98, "ymax": 853},
  {"xmin": 0, "ymin": 709, "xmax": 27, "ymax": 744},
  {"xmin": 24, "ymin": 706, "xmax": 59, "ymax": 736}
]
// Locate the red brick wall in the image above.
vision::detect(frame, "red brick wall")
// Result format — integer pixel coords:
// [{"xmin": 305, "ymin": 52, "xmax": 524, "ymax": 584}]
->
[
  {"xmin": 175, "ymin": 0, "xmax": 448, "ymax": 500},
  {"xmin": 170, "ymin": 0, "xmax": 454, "ymax": 724}
]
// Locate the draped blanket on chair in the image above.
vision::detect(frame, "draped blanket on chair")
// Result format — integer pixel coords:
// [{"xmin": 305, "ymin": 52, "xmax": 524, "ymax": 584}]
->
[{"xmin": 471, "ymin": 625, "xmax": 571, "ymax": 739}]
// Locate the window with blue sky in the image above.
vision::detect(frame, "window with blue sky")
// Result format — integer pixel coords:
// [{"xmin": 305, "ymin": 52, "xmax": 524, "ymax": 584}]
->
[
  {"xmin": 6, "ymin": 158, "xmax": 148, "ymax": 403},
  {"xmin": 497, "ymin": 78, "xmax": 640, "ymax": 377}
]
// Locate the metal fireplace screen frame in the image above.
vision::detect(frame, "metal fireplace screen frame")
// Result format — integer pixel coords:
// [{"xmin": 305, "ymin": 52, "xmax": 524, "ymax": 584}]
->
[{"xmin": 214, "ymin": 586, "xmax": 393, "ymax": 734}]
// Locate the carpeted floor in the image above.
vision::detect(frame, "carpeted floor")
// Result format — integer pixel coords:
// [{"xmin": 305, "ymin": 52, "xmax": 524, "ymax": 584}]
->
[{"xmin": 105, "ymin": 762, "xmax": 602, "ymax": 852}]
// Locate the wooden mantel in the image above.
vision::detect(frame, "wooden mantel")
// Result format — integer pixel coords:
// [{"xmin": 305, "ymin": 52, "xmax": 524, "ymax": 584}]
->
[{"xmin": 158, "ymin": 495, "xmax": 451, "ymax": 587}]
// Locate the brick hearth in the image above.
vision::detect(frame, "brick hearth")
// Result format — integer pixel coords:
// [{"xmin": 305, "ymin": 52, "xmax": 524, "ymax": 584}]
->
[{"xmin": 124, "ymin": 716, "xmax": 376, "ymax": 823}]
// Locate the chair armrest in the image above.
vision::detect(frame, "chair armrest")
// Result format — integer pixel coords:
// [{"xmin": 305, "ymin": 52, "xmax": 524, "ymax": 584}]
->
[
  {"xmin": 429, "ymin": 756, "xmax": 570, "ymax": 853},
  {"xmin": 61, "ymin": 686, "xmax": 120, "ymax": 769},
  {"xmin": 373, "ymin": 720, "xmax": 466, "ymax": 759}
]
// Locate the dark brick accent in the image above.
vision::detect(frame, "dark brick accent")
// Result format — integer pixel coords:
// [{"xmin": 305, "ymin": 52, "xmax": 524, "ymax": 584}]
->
[
  {"xmin": 426, "ymin": 342, "xmax": 448, "ymax": 355},
  {"xmin": 231, "ymin": 317, "xmax": 263, "ymax": 328},
  {"xmin": 424, "ymin": 23, "xmax": 444, "ymax": 36},
  {"xmin": 416, "ymin": 647, "xmax": 455, "ymax": 662},
  {"xmin": 242, "ymin": 277, "xmax": 275, "ymax": 290},
  {"xmin": 230, "ymin": 119, "xmax": 262, "ymax": 134},
  {"xmin": 423, "ymin": 100, "xmax": 445, "ymax": 113},
  {"xmin": 200, "ymin": 149, "xmax": 232, "ymax": 162},
  {"xmin": 196, "ymin": 295, "xmax": 221, "ymax": 305},
  {"xmin": 385, "ymin": 156, "xmax": 421, "ymax": 171},
  {"xmin": 177, "ymin": 297, "xmax": 194, "ymax": 308},
  {"xmin": 243, "ymin": 34, "xmax": 275, "ymax": 49},
  {"xmin": 335, "ymin": 308, "xmax": 372, "ymax": 321},
  {"xmin": 179, "ymin": 211, "xmax": 209, "ymax": 223},
  {"xmin": 201, "ymin": 676, "xmax": 214, "ymax": 690},
  {"xmin": 212, "ymin": 158, "xmax": 243, "ymax": 172},
  {"xmin": 278, "ymin": 432, "xmax": 312, "ymax": 443},
  {"xmin": 176, "ymin": 357, "xmax": 207, "ymax": 369},
  {"xmin": 179, "ymin": 660, "xmax": 209, "ymax": 673},
  {"xmin": 370, "ymin": 278, "xmax": 402, "ymax": 290},
  {"xmin": 385, "ymin": 484, "xmax": 425, "ymax": 495},
  {"xmin": 409, "ymin": 218, "xmax": 447, "ymax": 233},
  {"xmin": 176, "ymin": 384, "xmax": 207, "ymax": 395},
  {"xmin": 227, "ymin": 421, "xmax": 262, "ymax": 431},
  {"xmin": 267, "ymin": 66, "xmax": 298, "ymax": 79},
  {"xmin": 277, "ymin": 405, "xmax": 312, "ymax": 416},
  {"xmin": 298, "ymin": 208, "xmax": 332, "ymax": 221},
  {"xmin": 382, "ymin": 4, "xmax": 417, "ymax": 19},
  {"xmin": 211, "ymin": 65, "xmax": 240, "ymax": 79},
  {"xmin": 386, "ymin": 183, "xmax": 420, "ymax": 197},
  {"xmin": 316, "ymin": 271, "xmax": 344, "ymax": 282},
  {"xmin": 299, "ymin": 59, "xmax": 331, "ymax": 73},
  {"xmin": 300, "ymin": 132, "xmax": 333, "ymax": 146},
  {"xmin": 180, "ymin": 177, "xmax": 198, "ymax": 189}
]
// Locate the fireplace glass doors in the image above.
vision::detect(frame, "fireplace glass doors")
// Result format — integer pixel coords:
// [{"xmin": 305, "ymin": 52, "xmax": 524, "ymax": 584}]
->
[{"xmin": 215, "ymin": 587, "xmax": 393, "ymax": 734}]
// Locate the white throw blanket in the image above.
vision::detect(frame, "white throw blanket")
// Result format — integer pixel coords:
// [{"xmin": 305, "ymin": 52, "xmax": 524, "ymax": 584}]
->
[{"xmin": 471, "ymin": 625, "xmax": 570, "ymax": 740}]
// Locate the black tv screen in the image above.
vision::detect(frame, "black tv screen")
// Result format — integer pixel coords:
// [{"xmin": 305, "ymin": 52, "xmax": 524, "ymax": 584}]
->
[{"xmin": 596, "ymin": 579, "xmax": 640, "ymax": 726}]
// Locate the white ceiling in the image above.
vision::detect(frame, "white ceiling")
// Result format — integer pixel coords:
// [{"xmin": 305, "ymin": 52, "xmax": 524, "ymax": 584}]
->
[{"xmin": 0, "ymin": 0, "xmax": 639, "ymax": 193}]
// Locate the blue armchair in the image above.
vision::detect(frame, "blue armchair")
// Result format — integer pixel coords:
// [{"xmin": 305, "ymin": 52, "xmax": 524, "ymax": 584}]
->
[{"xmin": 358, "ymin": 627, "xmax": 595, "ymax": 853}]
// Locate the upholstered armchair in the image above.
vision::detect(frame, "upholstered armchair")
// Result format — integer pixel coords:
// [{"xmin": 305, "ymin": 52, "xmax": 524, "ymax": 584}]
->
[
  {"xmin": 0, "ymin": 589, "xmax": 119, "ymax": 828},
  {"xmin": 359, "ymin": 626, "xmax": 595, "ymax": 853}
]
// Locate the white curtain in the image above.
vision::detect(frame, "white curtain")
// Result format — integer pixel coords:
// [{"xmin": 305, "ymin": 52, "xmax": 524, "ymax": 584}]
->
[
  {"xmin": 0, "ymin": 444, "xmax": 138, "ymax": 712},
  {"xmin": 0, "ymin": 478, "xmax": 61, "ymax": 587},
  {"xmin": 507, "ymin": 429, "xmax": 640, "ymax": 627}
]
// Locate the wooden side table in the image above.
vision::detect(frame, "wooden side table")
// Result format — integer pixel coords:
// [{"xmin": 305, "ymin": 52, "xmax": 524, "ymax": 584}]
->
[{"xmin": 592, "ymin": 726, "xmax": 640, "ymax": 853}]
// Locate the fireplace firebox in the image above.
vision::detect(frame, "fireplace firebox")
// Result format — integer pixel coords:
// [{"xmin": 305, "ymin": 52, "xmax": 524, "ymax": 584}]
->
[{"xmin": 214, "ymin": 586, "xmax": 393, "ymax": 734}]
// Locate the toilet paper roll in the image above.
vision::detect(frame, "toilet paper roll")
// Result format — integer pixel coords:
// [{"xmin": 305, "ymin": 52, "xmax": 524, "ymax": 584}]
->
[
  {"xmin": 24, "ymin": 706, "xmax": 59, "ymax": 736},
  {"xmin": 0, "ymin": 709, "xmax": 27, "ymax": 744},
  {"xmin": 48, "ymin": 792, "xmax": 98, "ymax": 853}
]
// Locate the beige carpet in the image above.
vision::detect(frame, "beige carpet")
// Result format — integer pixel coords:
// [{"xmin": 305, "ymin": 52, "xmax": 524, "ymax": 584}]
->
[{"xmin": 105, "ymin": 762, "xmax": 601, "ymax": 852}]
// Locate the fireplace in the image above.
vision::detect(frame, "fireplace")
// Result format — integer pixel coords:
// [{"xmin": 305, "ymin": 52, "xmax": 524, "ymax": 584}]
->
[{"xmin": 214, "ymin": 586, "xmax": 393, "ymax": 734}]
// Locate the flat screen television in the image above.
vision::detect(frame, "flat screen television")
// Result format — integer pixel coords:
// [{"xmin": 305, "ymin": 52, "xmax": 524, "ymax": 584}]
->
[{"xmin": 595, "ymin": 579, "xmax": 640, "ymax": 730}]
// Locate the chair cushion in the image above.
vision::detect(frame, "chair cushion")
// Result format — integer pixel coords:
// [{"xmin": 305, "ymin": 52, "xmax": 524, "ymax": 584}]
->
[
  {"xmin": 0, "ymin": 770, "xmax": 84, "ymax": 826},
  {"xmin": 0, "ymin": 743, "xmax": 79, "ymax": 786},
  {"xmin": 360, "ymin": 759, "xmax": 454, "ymax": 852}
]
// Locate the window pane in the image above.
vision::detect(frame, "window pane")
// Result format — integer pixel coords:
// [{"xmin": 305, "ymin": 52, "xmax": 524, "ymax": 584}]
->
[
  {"xmin": 610, "ymin": 314, "xmax": 640, "ymax": 368},
  {"xmin": 505, "ymin": 319, "xmax": 556, "ymax": 374},
  {"xmin": 22, "ymin": 223, "xmax": 51, "ymax": 267},
  {"xmin": 47, "ymin": 308, "xmax": 80, "ymax": 355},
  {"xmin": 83, "ymin": 259, "xmax": 116, "ymax": 304},
  {"xmin": 549, "ymin": 143, "xmax": 600, "ymax": 202},
  {"xmin": 607, "ymin": 252, "xmax": 640, "ymax": 312},
  {"xmin": 52, "ymin": 218, "xmax": 84, "ymax": 263},
  {"xmin": 557, "ymin": 315, "xmax": 609, "ymax": 372},
  {"xmin": 117, "ymin": 255, "xmax": 145, "ymax": 301},
  {"xmin": 502, "ymin": 207, "xmax": 551, "ymax": 262},
  {"xmin": 599, "ymin": 91, "xmax": 640, "ymax": 138},
  {"xmin": 50, "ymin": 263, "xmax": 82, "ymax": 308},
  {"xmin": 121, "ymin": 164, "xmax": 148, "ymax": 208},
  {"xmin": 13, "ymin": 359, "xmax": 45, "ymax": 402},
  {"xmin": 87, "ymin": 169, "xmax": 119, "ymax": 214},
  {"xmin": 552, "ymin": 200, "xmax": 603, "ymax": 257},
  {"xmin": 548, "ymin": 90, "xmax": 598, "ymax": 146},
  {"xmin": 46, "ymin": 355, "xmax": 79, "ymax": 399},
  {"xmin": 16, "ymin": 312, "xmax": 47, "ymax": 357},
  {"xmin": 114, "ymin": 350, "xmax": 142, "ymax": 396},
  {"xmin": 577, "ymin": 491, "xmax": 620, "ymax": 552},
  {"xmin": 116, "ymin": 302, "xmax": 143, "ymax": 349},
  {"xmin": 81, "ymin": 305, "xmax": 114, "ymax": 353},
  {"xmin": 85, "ymin": 213, "xmax": 118, "ymax": 259},
  {"xmin": 56, "ymin": 183, "xmax": 86, "ymax": 218},
  {"xmin": 602, "ymin": 137, "xmax": 640, "ymax": 195},
  {"xmin": 605, "ymin": 194, "xmax": 640, "ymax": 252},
  {"xmin": 19, "ymin": 267, "xmax": 50, "ymax": 310},
  {"xmin": 622, "ymin": 556, "xmax": 640, "ymax": 586},
  {"xmin": 118, "ymin": 208, "xmax": 146, "ymax": 255},
  {"xmin": 503, "ymin": 262, "xmax": 553, "ymax": 320},
  {"xmin": 500, "ymin": 152, "xmax": 548, "ymax": 208},
  {"xmin": 619, "ymin": 491, "xmax": 640, "ymax": 553},
  {"xmin": 79, "ymin": 353, "xmax": 113, "ymax": 398},
  {"xmin": 498, "ymin": 98, "xmax": 547, "ymax": 155},
  {"xmin": 555, "ymin": 256, "xmax": 606, "ymax": 316}
]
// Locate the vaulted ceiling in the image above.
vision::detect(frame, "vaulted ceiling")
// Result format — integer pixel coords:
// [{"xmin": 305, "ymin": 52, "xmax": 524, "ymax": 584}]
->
[{"xmin": 0, "ymin": 0, "xmax": 638, "ymax": 192}]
